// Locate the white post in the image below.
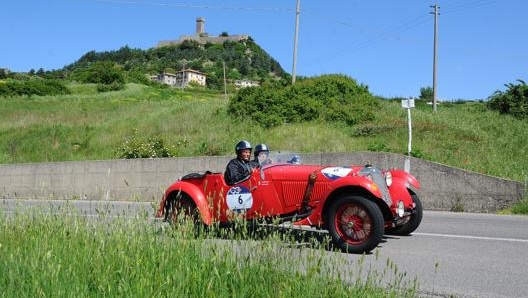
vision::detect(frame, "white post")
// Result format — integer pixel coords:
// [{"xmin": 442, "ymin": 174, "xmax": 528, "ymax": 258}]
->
[{"xmin": 401, "ymin": 97, "xmax": 415, "ymax": 173}]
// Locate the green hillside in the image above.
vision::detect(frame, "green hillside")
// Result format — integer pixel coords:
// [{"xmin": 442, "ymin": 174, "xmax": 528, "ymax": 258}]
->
[
  {"xmin": 1, "ymin": 39, "xmax": 526, "ymax": 183},
  {"xmin": 1, "ymin": 80, "xmax": 526, "ymax": 183},
  {"xmin": 29, "ymin": 38, "xmax": 288, "ymax": 91}
]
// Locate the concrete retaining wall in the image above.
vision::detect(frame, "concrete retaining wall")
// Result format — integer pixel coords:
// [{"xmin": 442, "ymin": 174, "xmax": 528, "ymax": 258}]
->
[{"xmin": 0, "ymin": 152, "xmax": 524, "ymax": 213}]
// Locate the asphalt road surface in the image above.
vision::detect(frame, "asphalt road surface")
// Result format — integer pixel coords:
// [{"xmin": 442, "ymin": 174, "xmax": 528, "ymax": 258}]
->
[{"xmin": 2, "ymin": 199, "xmax": 527, "ymax": 298}]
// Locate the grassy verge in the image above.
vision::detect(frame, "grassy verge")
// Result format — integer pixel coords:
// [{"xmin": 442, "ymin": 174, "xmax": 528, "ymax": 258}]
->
[
  {"xmin": 1, "ymin": 83, "xmax": 526, "ymax": 183},
  {"xmin": 0, "ymin": 208, "xmax": 417, "ymax": 297},
  {"xmin": 500, "ymin": 198, "xmax": 528, "ymax": 215}
]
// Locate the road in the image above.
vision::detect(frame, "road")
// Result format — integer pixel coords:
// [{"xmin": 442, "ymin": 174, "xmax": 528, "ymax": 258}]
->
[
  {"xmin": 2, "ymin": 199, "xmax": 527, "ymax": 298},
  {"xmin": 374, "ymin": 211, "xmax": 528, "ymax": 298}
]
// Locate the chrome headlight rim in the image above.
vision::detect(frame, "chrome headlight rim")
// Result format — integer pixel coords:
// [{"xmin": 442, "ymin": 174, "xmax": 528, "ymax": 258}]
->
[
  {"xmin": 397, "ymin": 200, "xmax": 405, "ymax": 217},
  {"xmin": 385, "ymin": 171, "xmax": 393, "ymax": 187}
]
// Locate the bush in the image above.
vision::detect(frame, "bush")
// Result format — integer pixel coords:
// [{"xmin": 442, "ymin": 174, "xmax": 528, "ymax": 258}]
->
[
  {"xmin": 0, "ymin": 79, "xmax": 70, "ymax": 97},
  {"xmin": 116, "ymin": 129, "xmax": 175, "ymax": 158},
  {"xmin": 487, "ymin": 80, "xmax": 528, "ymax": 119},
  {"xmin": 96, "ymin": 81, "xmax": 125, "ymax": 92},
  {"xmin": 510, "ymin": 198, "xmax": 528, "ymax": 214},
  {"xmin": 228, "ymin": 74, "xmax": 378, "ymax": 127},
  {"xmin": 72, "ymin": 61, "xmax": 126, "ymax": 92}
]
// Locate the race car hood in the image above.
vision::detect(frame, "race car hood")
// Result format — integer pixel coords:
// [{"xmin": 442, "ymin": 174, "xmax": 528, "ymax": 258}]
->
[{"xmin": 262, "ymin": 164, "xmax": 365, "ymax": 182}]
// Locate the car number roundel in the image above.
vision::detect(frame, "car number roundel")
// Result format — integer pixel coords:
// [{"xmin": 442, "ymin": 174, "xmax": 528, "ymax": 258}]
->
[
  {"xmin": 321, "ymin": 166, "xmax": 352, "ymax": 180},
  {"xmin": 226, "ymin": 186, "xmax": 253, "ymax": 213}
]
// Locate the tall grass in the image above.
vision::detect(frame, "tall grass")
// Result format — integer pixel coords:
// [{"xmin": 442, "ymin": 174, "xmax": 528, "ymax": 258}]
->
[
  {"xmin": 0, "ymin": 207, "xmax": 417, "ymax": 297},
  {"xmin": 1, "ymin": 83, "xmax": 527, "ymax": 182}
]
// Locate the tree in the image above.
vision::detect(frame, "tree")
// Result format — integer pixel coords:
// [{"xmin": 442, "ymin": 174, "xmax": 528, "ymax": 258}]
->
[
  {"xmin": 85, "ymin": 61, "xmax": 125, "ymax": 85},
  {"xmin": 419, "ymin": 86, "xmax": 433, "ymax": 101},
  {"xmin": 0, "ymin": 68, "xmax": 8, "ymax": 79},
  {"xmin": 487, "ymin": 80, "xmax": 528, "ymax": 119}
]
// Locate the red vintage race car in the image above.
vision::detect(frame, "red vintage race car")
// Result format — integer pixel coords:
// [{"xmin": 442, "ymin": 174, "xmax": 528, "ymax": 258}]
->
[{"xmin": 156, "ymin": 153, "xmax": 423, "ymax": 254}]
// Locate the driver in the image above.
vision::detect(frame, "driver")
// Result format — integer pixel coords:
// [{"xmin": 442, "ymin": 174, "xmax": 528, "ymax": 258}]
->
[
  {"xmin": 250, "ymin": 143, "xmax": 270, "ymax": 168},
  {"xmin": 224, "ymin": 140, "xmax": 253, "ymax": 185}
]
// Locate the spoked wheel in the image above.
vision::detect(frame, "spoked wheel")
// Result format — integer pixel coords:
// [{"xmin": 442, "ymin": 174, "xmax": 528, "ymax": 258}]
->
[
  {"xmin": 387, "ymin": 190, "xmax": 423, "ymax": 236},
  {"xmin": 327, "ymin": 195, "xmax": 384, "ymax": 254}
]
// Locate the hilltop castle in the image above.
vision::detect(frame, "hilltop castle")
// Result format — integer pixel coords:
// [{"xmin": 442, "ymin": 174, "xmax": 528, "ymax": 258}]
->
[{"xmin": 156, "ymin": 17, "xmax": 249, "ymax": 47}]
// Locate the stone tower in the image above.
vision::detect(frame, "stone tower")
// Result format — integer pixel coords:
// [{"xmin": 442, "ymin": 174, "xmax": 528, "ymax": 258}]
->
[{"xmin": 196, "ymin": 17, "xmax": 205, "ymax": 35}]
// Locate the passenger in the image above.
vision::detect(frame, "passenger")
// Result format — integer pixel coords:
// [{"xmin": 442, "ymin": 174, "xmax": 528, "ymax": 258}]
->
[
  {"xmin": 224, "ymin": 140, "xmax": 253, "ymax": 186},
  {"xmin": 288, "ymin": 154, "xmax": 301, "ymax": 165},
  {"xmin": 250, "ymin": 143, "xmax": 270, "ymax": 169}
]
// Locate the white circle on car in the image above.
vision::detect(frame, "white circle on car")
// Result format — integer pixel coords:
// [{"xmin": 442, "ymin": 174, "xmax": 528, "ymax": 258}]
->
[
  {"xmin": 321, "ymin": 167, "xmax": 352, "ymax": 180},
  {"xmin": 226, "ymin": 186, "xmax": 253, "ymax": 213}
]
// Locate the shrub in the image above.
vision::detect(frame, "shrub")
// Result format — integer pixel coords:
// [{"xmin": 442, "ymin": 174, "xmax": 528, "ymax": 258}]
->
[
  {"xmin": 0, "ymin": 79, "xmax": 70, "ymax": 97},
  {"xmin": 116, "ymin": 129, "xmax": 175, "ymax": 158},
  {"xmin": 228, "ymin": 74, "xmax": 378, "ymax": 127},
  {"xmin": 73, "ymin": 61, "xmax": 126, "ymax": 92},
  {"xmin": 487, "ymin": 80, "xmax": 528, "ymax": 119}
]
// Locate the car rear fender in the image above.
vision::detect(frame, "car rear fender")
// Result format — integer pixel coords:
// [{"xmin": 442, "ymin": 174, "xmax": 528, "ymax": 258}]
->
[{"xmin": 156, "ymin": 181, "xmax": 213, "ymax": 225}]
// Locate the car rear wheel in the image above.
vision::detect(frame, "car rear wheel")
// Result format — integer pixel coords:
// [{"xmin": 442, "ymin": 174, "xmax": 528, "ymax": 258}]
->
[
  {"xmin": 168, "ymin": 194, "xmax": 200, "ymax": 225},
  {"xmin": 387, "ymin": 190, "xmax": 423, "ymax": 236},
  {"xmin": 327, "ymin": 195, "xmax": 384, "ymax": 254}
]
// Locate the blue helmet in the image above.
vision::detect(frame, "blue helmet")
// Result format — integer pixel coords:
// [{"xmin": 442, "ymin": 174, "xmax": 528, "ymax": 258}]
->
[
  {"xmin": 288, "ymin": 155, "xmax": 301, "ymax": 164},
  {"xmin": 253, "ymin": 143, "xmax": 269, "ymax": 159},
  {"xmin": 235, "ymin": 140, "xmax": 252, "ymax": 154}
]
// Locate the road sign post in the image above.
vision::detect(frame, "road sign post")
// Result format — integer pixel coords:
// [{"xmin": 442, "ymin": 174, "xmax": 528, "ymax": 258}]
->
[{"xmin": 401, "ymin": 98, "xmax": 415, "ymax": 173}]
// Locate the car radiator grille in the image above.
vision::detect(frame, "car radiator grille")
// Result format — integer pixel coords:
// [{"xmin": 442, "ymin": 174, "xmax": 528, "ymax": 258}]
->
[
  {"xmin": 371, "ymin": 172, "xmax": 393, "ymax": 206},
  {"xmin": 281, "ymin": 181, "xmax": 328, "ymax": 207}
]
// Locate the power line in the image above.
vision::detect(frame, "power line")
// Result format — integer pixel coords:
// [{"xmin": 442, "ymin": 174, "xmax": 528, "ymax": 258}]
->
[
  {"xmin": 299, "ymin": 9, "xmax": 432, "ymax": 67},
  {"xmin": 441, "ymin": 0, "xmax": 499, "ymax": 14},
  {"xmin": 78, "ymin": 0, "xmax": 293, "ymax": 12}
]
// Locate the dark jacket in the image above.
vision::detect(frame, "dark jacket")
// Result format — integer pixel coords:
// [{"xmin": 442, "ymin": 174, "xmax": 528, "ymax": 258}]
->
[
  {"xmin": 224, "ymin": 158, "xmax": 253, "ymax": 186},
  {"xmin": 249, "ymin": 159, "xmax": 260, "ymax": 169}
]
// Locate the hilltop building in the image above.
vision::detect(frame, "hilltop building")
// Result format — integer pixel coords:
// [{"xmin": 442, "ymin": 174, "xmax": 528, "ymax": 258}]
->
[
  {"xmin": 152, "ymin": 69, "xmax": 206, "ymax": 88},
  {"xmin": 157, "ymin": 17, "xmax": 248, "ymax": 47},
  {"xmin": 234, "ymin": 79, "xmax": 260, "ymax": 89}
]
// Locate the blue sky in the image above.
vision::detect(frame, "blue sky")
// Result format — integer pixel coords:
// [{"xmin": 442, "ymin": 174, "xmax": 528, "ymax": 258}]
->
[{"xmin": 1, "ymin": 0, "xmax": 526, "ymax": 100}]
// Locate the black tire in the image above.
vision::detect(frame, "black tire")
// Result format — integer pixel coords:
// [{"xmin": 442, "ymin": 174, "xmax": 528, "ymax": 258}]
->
[
  {"xmin": 326, "ymin": 195, "xmax": 384, "ymax": 254},
  {"xmin": 388, "ymin": 191, "xmax": 423, "ymax": 236},
  {"xmin": 168, "ymin": 194, "xmax": 200, "ymax": 225}
]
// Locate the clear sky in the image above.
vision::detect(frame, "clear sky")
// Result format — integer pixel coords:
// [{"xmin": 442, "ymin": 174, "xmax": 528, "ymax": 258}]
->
[{"xmin": 1, "ymin": 0, "xmax": 526, "ymax": 100}]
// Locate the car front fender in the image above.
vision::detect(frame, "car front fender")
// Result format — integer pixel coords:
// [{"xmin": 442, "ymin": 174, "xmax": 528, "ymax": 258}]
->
[
  {"xmin": 390, "ymin": 169, "xmax": 420, "ymax": 189},
  {"xmin": 388, "ymin": 169, "xmax": 420, "ymax": 208},
  {"xmin": 324, "ymin": 175, "xmax": 384, "ymax": 199},
  {"xmin": 294, "ymin": 176, "xmax": 385, "ymax": 227}
]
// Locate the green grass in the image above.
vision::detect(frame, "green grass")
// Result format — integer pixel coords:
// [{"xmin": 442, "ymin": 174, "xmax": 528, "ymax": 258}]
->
[
  {"xmin": 0, "ymin": 208, "xmax": 417, "ymax": 297},
  {"xmin": 1, "ymin": 83, "xmax": 526, "ymax": 183},
  {"xmin": 500, "ymin": 197, "xmax": 528, "ymax": 215}
]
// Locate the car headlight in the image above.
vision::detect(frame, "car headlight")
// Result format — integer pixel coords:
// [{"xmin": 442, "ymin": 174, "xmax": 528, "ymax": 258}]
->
[
  {"xmin": 397, "ymin": 200, "xmax": 405, "ymax": 217},
  {"xmin": 385, "ymin": 171, "xmax": 392, "ymax": 187}
]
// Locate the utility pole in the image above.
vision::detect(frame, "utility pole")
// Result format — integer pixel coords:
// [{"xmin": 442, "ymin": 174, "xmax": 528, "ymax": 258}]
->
[
  {"xmin": 431, "ymin": 3, "xmax": 439, "ymax": 112},
  {"xmin": 223, "ymin": 61, "xmax": 227, "ymax": 100},
  {"xmin": 291, "ymin": 0, "xmax": 300, "ymax": 84}
]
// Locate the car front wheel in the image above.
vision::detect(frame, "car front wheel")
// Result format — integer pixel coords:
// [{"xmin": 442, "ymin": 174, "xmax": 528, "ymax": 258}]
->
[
  {"xmin": 327, "ymin": 195, "xmax": 384, "ymax": 254},
  {"xmin": 387, "ymin": 190, "xmax": 423, "ymax": 236}
]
